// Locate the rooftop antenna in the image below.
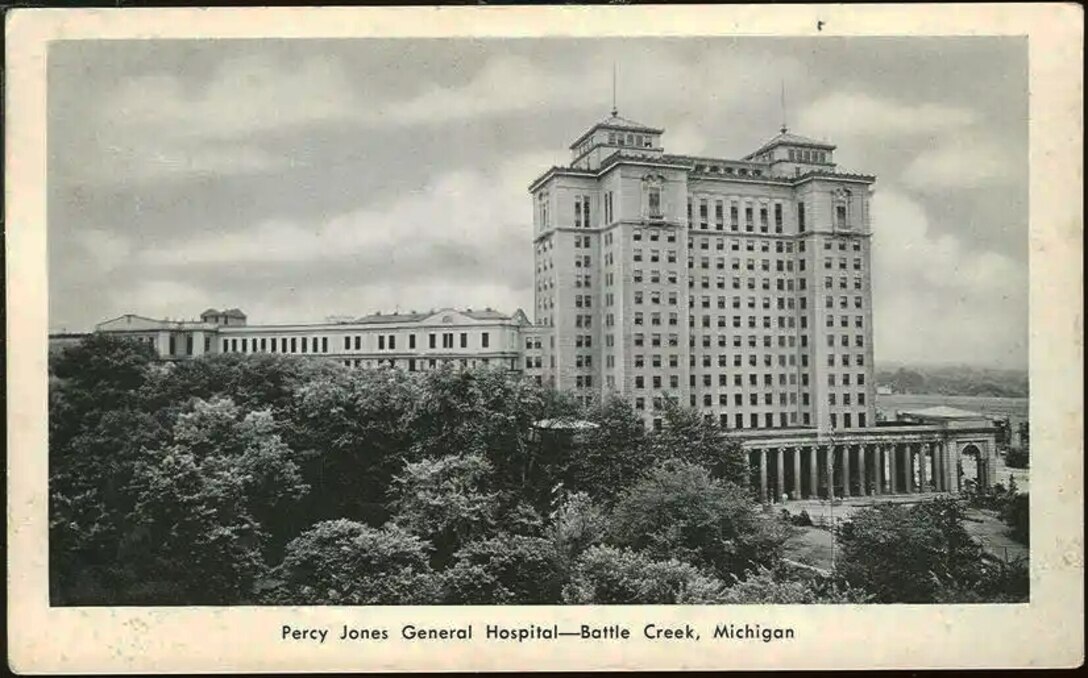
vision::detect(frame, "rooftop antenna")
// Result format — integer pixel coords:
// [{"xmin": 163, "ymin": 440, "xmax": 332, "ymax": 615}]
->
[
  {"xmin": 780, "ymin": 80, "xmax": 788, "ymax": 134},
  {"xmin": 611, "ymin": 62, "xmax": 618, "ymax": 117}
]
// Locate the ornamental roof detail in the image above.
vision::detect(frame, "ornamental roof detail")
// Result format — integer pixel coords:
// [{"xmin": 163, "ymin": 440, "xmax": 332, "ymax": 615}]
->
[{"xmin": 744, "ymin": 130, "xmax": 837, "ymax": 159}]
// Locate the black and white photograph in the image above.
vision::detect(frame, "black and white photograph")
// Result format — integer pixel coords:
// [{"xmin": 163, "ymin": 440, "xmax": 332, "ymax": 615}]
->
[{"xmin": 7, "ymin": 4, "xmax": 1083, "ymax": 673}]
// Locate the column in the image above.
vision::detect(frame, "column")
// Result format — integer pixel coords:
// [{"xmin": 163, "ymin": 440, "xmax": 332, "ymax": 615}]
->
[
  {"xmin": 985, "ymin": 440, "xmax": 998, "ymax": 488},
  {"xmin": 858, "ymin": 444, "xmax": 867, "ymax": 496},
  {"xmin": 931, "ymin": 442, "xmax": 942, "ymax": 492},
  {"xmin": 901, "ymin": 443, "xmax": 912, "ymax": 493},
  {"xmin": 947, "ymin": 441, "xmax": 959, "ymax": 493},
  {"xmin": 824, "ymin": 445, "xmax": 834, "ymax": 499},
  {"xmin": 870, "ymin": 446, "xmax": 879, "ymax": 494},
  {"xmin": 792, "ymin": 447, "xmax": 802, "ymax": 500},
  {"xmin": 775, "ymin": 447, "xmax": 786, "ymax": 503},
  {"xmin": 922, "ymin": 444, "xmax": 931, "ymax": 489},
  {"xmin": 191, "ymin": 330, "xmax": 205, "ymax": 356},
  {"xmin": 759, "ymin": 449, "xmax": 768, "ymax": 503},
  {"xmin": 842, "ymin": 444, "xmax": 852, "ymax": 498},
  {"xmin": 887, "ymin": 445, "xmax": 896, "ymax": 493},
  {"xmin": 808, "ymin": 446, "xmax": 818, "ymax": 500}
]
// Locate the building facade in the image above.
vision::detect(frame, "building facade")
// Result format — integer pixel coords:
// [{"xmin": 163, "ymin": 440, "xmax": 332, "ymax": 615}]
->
[
  {"xmin": 91, "ymin": 307, "xmax": 529, "ymax": 373},
  {"xmin": 530, "ymin": 112, "xmax": 876, "ymax": 432}
]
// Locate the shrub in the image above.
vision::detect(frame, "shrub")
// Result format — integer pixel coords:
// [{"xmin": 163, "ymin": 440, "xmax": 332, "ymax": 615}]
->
[{"xmin": 562, "ymin": 545, "xmax": 726, "ymax": 604}]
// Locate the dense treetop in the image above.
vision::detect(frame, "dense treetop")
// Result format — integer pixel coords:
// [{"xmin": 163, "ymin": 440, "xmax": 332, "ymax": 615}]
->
[{"xmin": 49, "ymin": 336, "xmax": 1026, "ymax": 605}]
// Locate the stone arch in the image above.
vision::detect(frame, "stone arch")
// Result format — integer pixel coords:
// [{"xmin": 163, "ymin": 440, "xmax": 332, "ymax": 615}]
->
[{"xmin": 958, "ymin": 442, "xmax": 987, "ymax": 491}]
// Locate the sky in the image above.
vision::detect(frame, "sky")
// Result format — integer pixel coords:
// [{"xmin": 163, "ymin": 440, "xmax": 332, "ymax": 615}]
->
[{"xmin": 47, "ymin": 37, "xmax": 1028, "ymax": 369}]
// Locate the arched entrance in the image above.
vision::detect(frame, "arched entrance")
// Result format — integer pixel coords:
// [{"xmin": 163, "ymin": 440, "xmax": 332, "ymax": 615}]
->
[{"xmin": 958, "ymin": 442, "xmax": 988, "ymax": 491}]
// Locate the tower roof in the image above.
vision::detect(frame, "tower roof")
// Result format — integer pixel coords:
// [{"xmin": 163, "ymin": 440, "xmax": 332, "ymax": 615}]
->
[
  {"xmin": 569, "ymin": 112, "xmax": 664, "ymax": 150},
  {"xmin": 744, "ymin": 130, "xmax": 836, "ymax": 160}
]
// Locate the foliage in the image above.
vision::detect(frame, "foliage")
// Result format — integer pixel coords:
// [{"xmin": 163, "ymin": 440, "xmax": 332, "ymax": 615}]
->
[
  {"xmin": 439, "ymin": 534, "xmax": 563, "ymax": 604},
  {"xmin": 719, "ymin": 566, "xmax": 873, "ymax": 604},
  {"xmin": 48, "ymin": 335, "xmax": 1028, "ymax": 606},
  {"xmin": 1005, "ymin": 445, "xmax": 1029, "ymax": 469},
  {"xmin": 562, "ymin": 545, "xmax": 727, "ymax": 604},
  {"xmin": 49, "ymin": 335, "xmax": 163, "ymax": 604},
  {"xmin": 646, "ymin": 400, "xmax": 749, "ymax": 484},
  {"xmin": 790, "ymin": 509, "xmax": 814, "ymax": 527},
  {"xmin": 283, "ymin": 366, "xmax": 418, "ymax": 526},
  {"xmin": 1000, "ymin": 493, "xmax": 1029, "ymax": 545},
  {"xmin": 389, "ymin": 453, "xmax": 499, "ymax": 564},
  {"xmin": 548, "ymin": 491, "xmax": 608, "ymax": 570},
  {"xmin": 608, "ymin": 460, "xmax": 792, "ymax": 578},
  {"xmin": 262, "ymin": 520, "xmax": 438, "ymax": 605},
  {"xmin": 124, "ymin": 397, "xmax": 309, "ymax": 604},
  {"xmin": 834, "ymin": 498, "xmax": 1008, "ymax": 603},
  {"xmin": 560, "ymin": 396, "xmax": 652, "ymax": 505}
]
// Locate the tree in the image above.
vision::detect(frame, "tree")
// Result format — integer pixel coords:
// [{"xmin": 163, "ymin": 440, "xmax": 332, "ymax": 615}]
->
[
  {"xmin": 834, "ymin": 498, "xmax": 995, "ymax": 603},
  {"xmin": 646, "ymin": 400, "xmax": 748, "ymax": 485},
  {"xmin": 49, "ymin": 335, "xmax": 164, "ymax": 604},
  {"xmin": 407, "ymin": 367, "xmax": 574, "ymax": 507},
  {"xmin": 1000, "ymin": 493, "xmax": 1029, "ymax": 545},
  {"xmin": 440, "ymin": 534, "xmax": 563, "ymax": 604},
  {"xmin": 1005, "ymin": 445, "xmax": 1029, "ymax": 469},
  {"xmin": 562, "ymin": 545, "xmax": 727, "ymax": 604},
  {"xmin": 389, "ymin": 453, "xmax": 499, "ymax": 564},
  {"xmin": 548, "ymin": 491, "xmax": 608, "ymax": 571},
  {"xmin": 124, "ymin": 397, "xmax": 309, "ymax": 604},
  {"xmin": 263, "ymin": 520, "xmax": 439, "ymax": 605},
  {"xmin": 718, "ymin": 566, "xmax": 873, "ymax": 604},
  {"xmin": 560, "ymin": 397, "xmax": 652, "ymax": 505},
  {"xmin": 608, "ymin": 460, "xmax": 792, "ymax": 578},
  {"xmin": 283, "ymin": 366, "xmax": 418, "ymax": 526}
]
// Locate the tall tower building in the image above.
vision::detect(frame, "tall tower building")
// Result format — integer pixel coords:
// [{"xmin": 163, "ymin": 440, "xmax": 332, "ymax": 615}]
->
[{"xmin": 529, "ymin": 112, "xmax": 876, "ymax": 432}]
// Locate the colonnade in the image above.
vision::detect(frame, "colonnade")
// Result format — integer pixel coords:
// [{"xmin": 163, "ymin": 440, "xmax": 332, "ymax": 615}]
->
[{"xmin": 748, "ymin": 439, "xmax": 963, "ymax": 503}]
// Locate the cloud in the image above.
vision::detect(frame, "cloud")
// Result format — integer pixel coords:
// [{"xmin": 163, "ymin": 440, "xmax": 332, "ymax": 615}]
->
[
  {"xmin": 74, "ymin": 228, "xmax": 132, "ymax": 272},
  {"xmin": 798, "ymin": 91, "xmax": 977, "ymax": 139},
  {"xmin": 106, "ymin": 55, "xmax": 361, "ymax": 139},
  {"xmin": 901, "ymin": 136, "xmax": 1014, "ymax": 190},
  {"xmin": 108, "ymin": 279, "xmax": 210, "ymax": 322},
  {"xmin": 142, "ymin": 150, "xmax": 553, "ymax": 267},
  {"xmin": 870, "ymin": 189, "xmax": 1027, "ymax": 367}
]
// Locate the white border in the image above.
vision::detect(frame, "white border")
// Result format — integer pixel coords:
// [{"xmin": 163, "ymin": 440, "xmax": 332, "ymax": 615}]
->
[{"xmin": 6, "ymin": 4, "xmax": 1084, "ymax": 672}]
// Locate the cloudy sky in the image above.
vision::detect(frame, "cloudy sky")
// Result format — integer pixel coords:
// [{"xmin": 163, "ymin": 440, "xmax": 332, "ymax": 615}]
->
[{"xmin": 48, "ymin": 37, "xmax": 1028, "ymax": 368}]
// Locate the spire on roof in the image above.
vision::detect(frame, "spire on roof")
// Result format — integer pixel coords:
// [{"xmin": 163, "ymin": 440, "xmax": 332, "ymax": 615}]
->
[
  {"xmin": 780, "ymin": 80, "xmax": 789, "ymax": 135},
  {"xmin": 611, "ymin": 62, "xmax": 618, "ymax": 117}
]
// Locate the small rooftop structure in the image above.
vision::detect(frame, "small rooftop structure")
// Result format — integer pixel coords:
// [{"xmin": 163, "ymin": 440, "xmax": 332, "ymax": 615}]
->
[
  {"xmin": 898, "ymin": 406, "xmax": 989, "ymax": 420},
  {"xmin": 533, "ymin": 418, "xmax": 601, "ymax": 431},
  {"xmin": 743, "ymin": 130, "xmax": 836, "ymax": 161}
]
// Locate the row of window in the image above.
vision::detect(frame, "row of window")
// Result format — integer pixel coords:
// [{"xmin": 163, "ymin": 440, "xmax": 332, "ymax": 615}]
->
[
  {"xmin": 223, "ymin": 336, "xmax": 329, "ymax": 354},
  {"xmin": 163, "ymin": 334, "xmax": 212, "ymax": 356},
  {"xmin": 222, "ymin": 331, "xmax": 492, "ymax": 354},
  {"xmin": 789, "ymin": 148, "xmax": 829, "ymax": 164},
  {"xmin": 341, "ymin": 357, "xmax": 512, "ymax": 371}
]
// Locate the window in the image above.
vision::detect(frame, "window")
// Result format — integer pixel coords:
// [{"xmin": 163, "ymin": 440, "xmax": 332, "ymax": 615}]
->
[
  {"xmin": 460, "ymin": 333, "xmax": 468, "ymax": 348},
  {"xmin": 481, "ymin": 332, "xmax": 489, "ymax": 348},
  {"xmin": 774, "ymin": 203, "xmax": 783, "ymax": 232},
  {"xmin": 797, "ymin": 201, "xmax": 806, "ymax": 232}
]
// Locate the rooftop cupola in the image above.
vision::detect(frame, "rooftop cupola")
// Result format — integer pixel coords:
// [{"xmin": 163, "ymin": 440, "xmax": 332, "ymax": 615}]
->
[
  {"xmin": 569, "ymin": 111, "xmax": 665, "ymax": 170},
  {"xmin": 743, "ymin": 127, "xmax": 837, "ymax": 176}
]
